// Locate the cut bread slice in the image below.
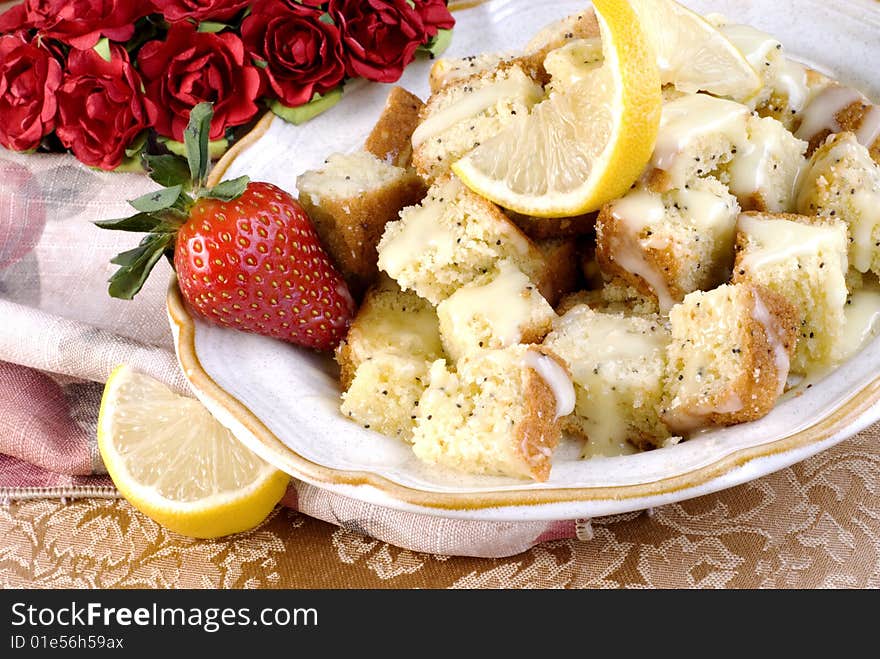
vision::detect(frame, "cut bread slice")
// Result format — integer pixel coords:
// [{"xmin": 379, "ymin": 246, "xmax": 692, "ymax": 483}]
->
[
  {"xmin": 436, "ymin": 259, "xmax": 556, "ymax": 362},
  {"xmin": 543, "ymin": 303, "xmax": 672, "ymax": 454},
  {"xmin": 596, "ymin": 176, "xmax": 741, "ymax": 313},
  {"xmin": 377, "ymin": 175, "xmax": 546, "ymax": 305},
  {"xmin": 411, "ymin": 345, "xmax": 574, "ymax": 481},
  {"xmin": 412, "ymin": 64, "xmax": 544, "ymax": 183},
  {"xmin": 335, "ymin": 277, "xmax": 442, "ymax": 390},
  {"xmin": 795, "ymin": 84, "xmax": 880, "ymax": 161},
  {"xmin": 732, "ymin": 212, "xmax": 849, "ymax": 373},
  {"xmin": 364, "ymin": 87, "xmax": 425, "ymax": 168},
  {"xmin": 662, "ymin": 283, "xmax": 798, "ymax": 433},
  {"xmin": 296, "ymin": 151, "xmax": 425, "ymax": 295},
  {"xmin": 719, "ymin": 115, "xmax": 807, "ymax": 213},
  {"xmin": 647, "ymin": 93, "xmax": 749, "ymax": 192},
  {"xmin": 341, "ymin": 353, "xmax": 430, "ymax": 442},
  {"xmin": 796, "ymin": 132, "xmax": 880, "ymax": 276}
]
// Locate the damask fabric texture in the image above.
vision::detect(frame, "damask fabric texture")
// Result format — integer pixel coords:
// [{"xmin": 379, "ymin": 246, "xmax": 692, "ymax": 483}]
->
[
  {"xmin": 2, "ymin": 422, "xmax": 880, "ymax": 588},
  {"xmin": 2, "ymin": 145, "xmax": 880, "ymax": 569}
]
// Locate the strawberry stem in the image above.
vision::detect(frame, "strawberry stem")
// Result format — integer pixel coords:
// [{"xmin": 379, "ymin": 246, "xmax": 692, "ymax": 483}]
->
[{"xmin": 95, "ymin": 103, "xmax": 250, "ymax": 301}]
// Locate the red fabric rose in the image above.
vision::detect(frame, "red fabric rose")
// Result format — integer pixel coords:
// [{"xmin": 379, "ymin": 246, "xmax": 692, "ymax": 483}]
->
[
  {"xmin": 151, "ymin": 0, "xmax": 250, "ymax": 23},
  {"xmin": 412, "ymin": 0, "xmax": 455, "ymax": 37},
  {"xmin": 242, "ymin": 0, "xmax": 345, "ymax": 107},
  {"xmin": 137, "ymin": 24, "xmax": 262, "ymax": 142},
  {"xmin": 10, "ymin": 0, "xmax": 149, "ymax": 50},
  {"xmin": 329, "ymin": 0, "xmax": 426, "ymax": 83},
  {"xmin": 0, "ymin": 32, "xmax": 61, "ymax": 152},
  {"xmin": 55, "ymin": 45, "xmax": 155, "ymax": 170},
  {"xmin": 0, "ymin": 4, "xmax": 28, "ymax": 33}
]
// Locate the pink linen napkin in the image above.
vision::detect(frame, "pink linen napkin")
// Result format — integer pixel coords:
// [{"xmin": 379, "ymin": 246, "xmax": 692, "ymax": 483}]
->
[{"xmin": 0, "ymin": 146, "xmax": 580, "ymax": 557}]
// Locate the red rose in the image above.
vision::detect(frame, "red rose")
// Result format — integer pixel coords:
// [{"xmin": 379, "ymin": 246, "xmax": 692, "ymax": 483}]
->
[
  {"xmin": 137, "ymin": 24, "xmax": 262, "ymax": 141},
  {"xmin": 0, "ymin": 32, "xmax": 61, "ymax": 152},
  {"xmin": 55, "ymin": 45, "xmax": 155, "ymax": 170},
  {"xmin": 0, "ymin": 4, "xmax": 28, "ymax": 33},
  {"xmin": 9, "ymin": 0, "xmax": 149, "ymax": 50},
  {"xmin": 412, "ymin": 0, "xmax": 455, "ymax": 37},
  {"xmin": 329, "ymin": 0, "xmax": 426, "ymax": 83},
  {"xmin": 152, "ymin": 0, "xmax": 250, "ymax": 23},
  {"xmin": 242, "ymin": 0, "xmax": 345, "ymax": 107}
]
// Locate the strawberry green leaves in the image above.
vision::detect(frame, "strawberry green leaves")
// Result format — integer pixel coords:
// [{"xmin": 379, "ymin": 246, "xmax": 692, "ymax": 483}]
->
[{"xmin": 96, "ymin": 103, "xmax": 250, "ymax": 300}]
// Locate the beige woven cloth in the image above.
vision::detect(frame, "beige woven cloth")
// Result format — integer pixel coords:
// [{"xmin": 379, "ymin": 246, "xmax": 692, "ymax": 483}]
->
[{"xmin": 3, "ymin": 419, "xmax": 880, "ymax": 587}]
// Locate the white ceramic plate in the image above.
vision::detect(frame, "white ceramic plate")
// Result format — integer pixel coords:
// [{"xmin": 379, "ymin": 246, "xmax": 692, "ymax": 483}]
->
[{"xmin": 169, "ymin": 0, "xmax": 880, "ymax": 522}]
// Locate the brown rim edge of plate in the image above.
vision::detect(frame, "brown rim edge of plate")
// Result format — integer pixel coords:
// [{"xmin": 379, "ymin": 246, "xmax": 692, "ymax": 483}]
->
[{"xmin": 168, "ymin": 279, "xmax": 880, "ymax": 511}]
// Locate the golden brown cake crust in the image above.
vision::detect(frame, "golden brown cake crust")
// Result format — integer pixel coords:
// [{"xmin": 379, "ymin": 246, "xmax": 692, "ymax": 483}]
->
[
  {"xmin": 533, "ymin": 238, "xmax": 580, "ymax": 307},
  {"xmin": 298, "ymin": 173, "xmax": 426, "ymax": 297},
  {"xmin": 721, "ymin": 285, "xmax": 798, "ymax": 424},
  {"xmin": 506, "ymin": 209, "xmax": 597, "ymax": 239},
  {"xmin": 800, "ymin": 99, "xmax": 880, "ymax": 163},
  {"xmin": 364, "ymin": 87, "xmax": 425, "ymax": 168},
  {"xmin": 516, "ymin": 348, "xmax": 567, "ymax": 481}
]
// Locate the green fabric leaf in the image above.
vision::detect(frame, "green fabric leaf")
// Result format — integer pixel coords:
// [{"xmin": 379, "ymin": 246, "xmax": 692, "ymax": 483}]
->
[
  {"xmin": 197, "ymin": 21, "xmax": 228, "ymax": 33},
  {"xmin": 128, "ymin": 185, "xmax": 183, "ymax": 213},
  {"xmin": 107, "ymin": 233, "xmax": 173, "ymax": 300},
  {"xmin": 202, "ymin": 175, "xmax": 250, "ymax": 202},
  {"xmin": 270, "ymin": 87, "xmax": 343, "ymax": 126},
  {"xmin": 124, "ymin": 131, "xmax": 148, "ymax": 159},
  {"xmin": 318, "ymin": 12, "xmax": 334, "ymax": 25},
  {"xmin": 94, "ymin": 213, "xmax": 164, "ymax": 233},
  {"xmin": 419, "ymin": 29, "xmax": 454, "ymax": 58},
  {"xmin": 161, "ymin": 135, "xmax": 229, "ymax": 161},
  {"xmin": 94, "ymin": 37, "xmax": 112, "ymax": 62},
  {"xmin": 143, "ymin": 154, "xmax": 191, "ymax": 188},
  {"xmin": 184, "ymin": 103, "xmax": 214, "ymax": 189}
]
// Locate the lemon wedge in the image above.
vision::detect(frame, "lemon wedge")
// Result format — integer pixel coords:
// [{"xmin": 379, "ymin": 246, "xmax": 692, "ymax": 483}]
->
[
  {"xmin": 97, "ymin": 365, "xmax": 289, "ymax": 538},
  {"xmin": 452, "ymin": 0, "xmax": 661, "ymax": 218},
  {"xmin": 629, "ymin": 0, "xmax": 761, "ymax": 100}
]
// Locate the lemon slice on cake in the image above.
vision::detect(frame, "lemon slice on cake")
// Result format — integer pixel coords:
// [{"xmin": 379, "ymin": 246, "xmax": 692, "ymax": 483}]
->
[
  {"xmin": 452, "ymin": 0, "xmax": 662, "ymax": 218},
  {"xmin": 629, "ymin": 0, "xmax": 761, "ymax": 100},
  {"xmin": 97, "ymin": 365, "xmax": 289, "ymax": 538}
]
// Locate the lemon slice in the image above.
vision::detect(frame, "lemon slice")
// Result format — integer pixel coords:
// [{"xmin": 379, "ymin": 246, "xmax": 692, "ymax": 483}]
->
[
  {"xmin": 97, "ymin": 365, "xmax": 289, "ymax": 538},
  {"xmin": 629, "ymin": 0, "xmax": 761, "ymax": 100},
  {"xmin": 452, "ymin": 0, "xmax": 661, "ymax": 218}
]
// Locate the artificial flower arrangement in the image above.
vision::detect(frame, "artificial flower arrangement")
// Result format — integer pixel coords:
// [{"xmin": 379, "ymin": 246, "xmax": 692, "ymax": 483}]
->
[{"xmin": 0, "ymin": 0, "xmax": 455, "ymax": 171}]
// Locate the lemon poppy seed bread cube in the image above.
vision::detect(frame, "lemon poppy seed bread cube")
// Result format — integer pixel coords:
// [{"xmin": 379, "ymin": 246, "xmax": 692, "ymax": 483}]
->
[
  {"xmin": 336, "ymin": 279, "xmax": 443, "ymax": 440},
  {"xmin": 335, "ymin": 278, "xmax": 442, "ymax": 390},
  {"xmin": 364, "ymin": 86, "xmax": 425, "ymax": 169},
  {"xmin": 595, "ymin": 177, "xmax": 741, "ymax": 313},
  {"xmin": 796, "ymin": 133, "xmax": 880, "ymax": 276},
  {"xmin": 719, "ymin": 115, "xmax": 807, "ymax": 213},
  {"xmin": 646, "ymin": 93, "xmax": 750, "ymax": 192},
  {"xmin": 732, "ymin": 212, "xmax": 849, "ymax": 373},
  {"xmin": 340, "ymin": 354, "xmax": 431, "ymax": 441},
  {"xmin": 436, "ymin": 260, "xmax": 556, "ymax": 362},
  {"xmin": 296, "ymin": 151, "xmax": 426, "ymax": 295},
  {"xmin": 411, "ymin": 64, "xmax": 545, "ymax": 183},
  {"xmin": 429, "ymin": 52, "xmax": 517, "ymax": 93},
  {"xmin": 377, "ymin": 175, "xmax": 547, "ymax": 305},
  {"xmin": 542, "ymin": 304, "xmax": 673, "ymax": 454},
  {"xmin": 411, "ymin": 345, "xmax": 574, "ymax": 481},
  {"xmin": 714, "ymin": 21, "xmax": 785, "ymax": 110},
  {"xmin": 524, "ymin": 7, "xmax": 600, "ymax": 61},
  {"xmin": 794, "ymin": 85, "xmax": 880, "ymax": 160},
  {"xmin": 662, "ymin": 283, "xmax": 798, "ymax": 433}
]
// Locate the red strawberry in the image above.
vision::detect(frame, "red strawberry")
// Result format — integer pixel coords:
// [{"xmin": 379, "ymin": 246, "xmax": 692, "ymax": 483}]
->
[{"xmin": 96, "ymin": 103, "xmax": 354, "ymax": 351}]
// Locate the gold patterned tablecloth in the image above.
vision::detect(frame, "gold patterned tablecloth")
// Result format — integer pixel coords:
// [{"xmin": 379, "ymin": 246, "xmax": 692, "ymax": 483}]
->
[{"xmin": 3, "ymin": 423, "xmax": 879, "ymax": 589}]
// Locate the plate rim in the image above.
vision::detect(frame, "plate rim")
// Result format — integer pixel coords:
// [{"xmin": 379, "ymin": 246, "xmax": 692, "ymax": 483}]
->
[
  {"xmin": 168, "ymin": 281, "xmax": 880, "ymax": 511},
  {"xmin": 167, "ymin": 0, "xmax": 880, "ymax": 514}
]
